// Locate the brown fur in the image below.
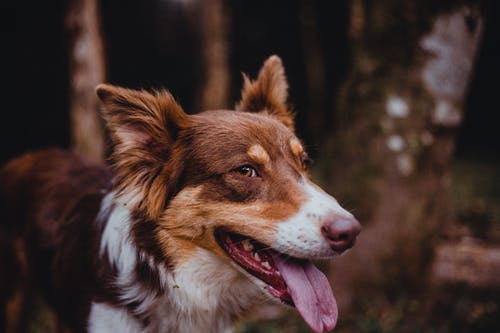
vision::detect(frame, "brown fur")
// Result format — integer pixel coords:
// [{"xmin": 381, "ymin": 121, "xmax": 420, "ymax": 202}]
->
[
  {"xmin": 96, "ymin": 84, "xmax": 190, "ymax": 220},
  {"xmin": 0, "ymin": 55, "xmax": 328, "ymax": 332},
  {"xmin": 0, "ymin": 149, "xmax": 113, "ymax": 332},
  {"xmin": 236, "ymin": 55, "xmax": 295, "ymax": 129}
]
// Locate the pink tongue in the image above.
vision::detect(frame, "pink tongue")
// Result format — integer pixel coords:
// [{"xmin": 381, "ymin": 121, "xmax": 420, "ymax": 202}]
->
[{"xmin": 273, "ymin": 254, "xmax": 338, "ymax": 333}]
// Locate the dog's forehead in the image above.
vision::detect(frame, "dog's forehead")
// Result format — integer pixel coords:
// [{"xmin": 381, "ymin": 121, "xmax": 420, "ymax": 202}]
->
[{"xmin": 189, "ymin": 110, "xmax": 302, "ymax": 158}]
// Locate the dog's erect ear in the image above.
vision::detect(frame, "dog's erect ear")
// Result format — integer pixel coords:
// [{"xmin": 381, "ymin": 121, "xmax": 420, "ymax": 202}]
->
[
  {"xmin": 96, "ymin": 84, "xmax": 189, "ymax": 150},
  {"xmin": 96, "ymin": 84, "xmax": 189, "ymax": 218},
  {"xmin": 236, "ymin": 55, "xmax": 294, "ymax": 129}
]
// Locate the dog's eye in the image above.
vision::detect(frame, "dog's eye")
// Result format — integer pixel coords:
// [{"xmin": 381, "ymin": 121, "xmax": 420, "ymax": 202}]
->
[{"xmin": 236, "ymin": 165, "xmax": 258, "ymax": 178}]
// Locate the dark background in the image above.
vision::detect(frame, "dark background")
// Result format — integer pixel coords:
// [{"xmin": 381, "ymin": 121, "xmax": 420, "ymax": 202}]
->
[
  {"xmin": 3, "ymin": 1, "xmax": 500, "ymax": 332},
  {"xmin": 3, "ymin": 0, "xmax": 499, "ymax": 166}
]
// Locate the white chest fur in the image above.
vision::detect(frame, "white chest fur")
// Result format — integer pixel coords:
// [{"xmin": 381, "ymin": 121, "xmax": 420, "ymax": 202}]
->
[
  {"xmin": 88, "ymin": 249, "xmax": 264, "ymax": 333},
  {"xmin": 89, "ymin": 196, "xmax": 265, "ymax": 332}
]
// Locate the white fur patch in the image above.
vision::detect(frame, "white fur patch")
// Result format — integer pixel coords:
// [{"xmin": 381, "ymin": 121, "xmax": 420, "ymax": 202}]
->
[
  {"xmin": 273, "ymin": 179, "xmax": 353, "ymax": 258},
  {"xmin": 98, "ymin": 193, "xmax": 170, "ymax": 320},
  {"xmin": 143, "ymin": 248, "xmax": 263, "ymax": 333},
  {"xmin": 88, "ymin": 302, "xmax": 142, "ymax": 333},
  {"xmin": 169, "ymin": 248, "xmax": 262, "ymax": 313},
  {"xmin": 93, "ymin": 194, "xmax": 261, "ymax": 332},
  {"xmin": 99, "ymin": 192, "xmax": 137, "ymax": 273},
  {"xmin": 91, "ymin": 248, "xmax": 261, "ymax": 333}
]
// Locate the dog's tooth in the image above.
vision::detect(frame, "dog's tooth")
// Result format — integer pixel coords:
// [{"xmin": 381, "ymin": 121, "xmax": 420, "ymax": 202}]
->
[
  {"xmin": 242, "ymin": 239, "xmax": 254, "ymax": 252},
  {"xmin": 262, "ymin": 261, "xmax": 271, "ymax": 270},
  {"xmin": 253, "ymin": 252, "xmax": 261, "ymax": 262}
]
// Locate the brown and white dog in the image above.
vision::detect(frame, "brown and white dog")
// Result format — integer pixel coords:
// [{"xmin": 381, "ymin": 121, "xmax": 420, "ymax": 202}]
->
[{"xmin": 0, "ymin": 56, "xmax": 360, "ymax": 333}]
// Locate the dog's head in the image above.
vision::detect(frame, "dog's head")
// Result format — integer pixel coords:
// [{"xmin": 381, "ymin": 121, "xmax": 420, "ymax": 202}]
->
[{"xmin": 97, "ymin": 55, "xmax": 360, "ymax": 333}]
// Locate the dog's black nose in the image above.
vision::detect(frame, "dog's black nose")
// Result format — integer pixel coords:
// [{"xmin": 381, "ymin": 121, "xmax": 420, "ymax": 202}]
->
[{"xmin": 321, "ymin": 218, "xmax": 361, "ymax": 253}]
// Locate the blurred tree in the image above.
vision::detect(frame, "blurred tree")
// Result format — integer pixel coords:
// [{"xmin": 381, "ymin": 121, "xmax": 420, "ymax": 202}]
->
[
  {"xmin": 299, "ymin": 0, "xmax": 326, "ymax": 146},
  {"xmin": 197, "ymin": 0, "xmax": 230, "ymax": 110},
  {"xmin": 319, "ymin": 0, "xmax": 484, "ymax": 329},
  {"xmin": 66, "ymin": 0, "xmax": 106, "ymax": 162}
]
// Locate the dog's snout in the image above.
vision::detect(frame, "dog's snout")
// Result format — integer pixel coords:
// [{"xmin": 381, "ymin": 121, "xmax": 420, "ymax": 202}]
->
[{"xmin": 321, "ymin": 217, "xmax": 361, "ymax": 253}]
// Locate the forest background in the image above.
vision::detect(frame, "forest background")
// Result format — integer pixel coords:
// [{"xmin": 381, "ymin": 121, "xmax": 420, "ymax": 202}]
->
[{"xmin": 3, "ymin": 0, "xmax": 500, "ymax": 332}]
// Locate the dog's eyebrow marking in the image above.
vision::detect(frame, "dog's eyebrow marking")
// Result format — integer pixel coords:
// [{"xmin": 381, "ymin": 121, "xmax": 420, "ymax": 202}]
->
[
  {"xmin": 289, "ymin": 138, "xmax": 303, "ymax": 157},
  {"xmin": 247, "ymin": 144, "xmax": 270, "ymax": 165}
]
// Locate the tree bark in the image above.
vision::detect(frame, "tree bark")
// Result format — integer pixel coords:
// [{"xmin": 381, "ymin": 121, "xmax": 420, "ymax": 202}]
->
[
  {"xmin": 320, "ymin": 0, "xmax": 484, "ymax": 322},
  {"xmin": 66, "ymin": 0, "xmax": 106, "ymax": 162},
  {"xmin": 197, "ymin": 0, "xmax": 230, "ymax": 110}
]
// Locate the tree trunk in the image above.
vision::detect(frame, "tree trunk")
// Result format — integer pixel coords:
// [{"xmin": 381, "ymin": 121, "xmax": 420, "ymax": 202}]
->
[
  {"xmin": 197, "ymin": 0, "xmax": 230, "ymax": 110},
  {"xmin": 320, "ymin": 0, "xmax": 483, "ymax": 325},
  {"xmin": 66, "ymin": 0, "xmax": 106, "ymax": 162}
]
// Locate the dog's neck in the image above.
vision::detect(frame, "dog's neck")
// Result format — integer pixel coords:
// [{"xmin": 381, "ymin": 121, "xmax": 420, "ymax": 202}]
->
[{"xmin": 90, "ymin": 192, "xmax": 264, "ymax": 333}]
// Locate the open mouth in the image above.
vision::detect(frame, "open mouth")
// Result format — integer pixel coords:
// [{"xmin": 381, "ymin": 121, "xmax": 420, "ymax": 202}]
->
[
  {"xmin": 214, "ymin": 228, "xmax": 338, "ymax": 333},
  {"xmin": 214, "ymin": 228, "xmax": 293, "ymax": 304}
]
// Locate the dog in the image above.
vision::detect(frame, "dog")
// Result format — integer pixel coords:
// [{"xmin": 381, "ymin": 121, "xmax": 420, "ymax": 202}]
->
[{"xmin": 0, "ymin": 55, "xmax": 360, "ymax": 333}]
